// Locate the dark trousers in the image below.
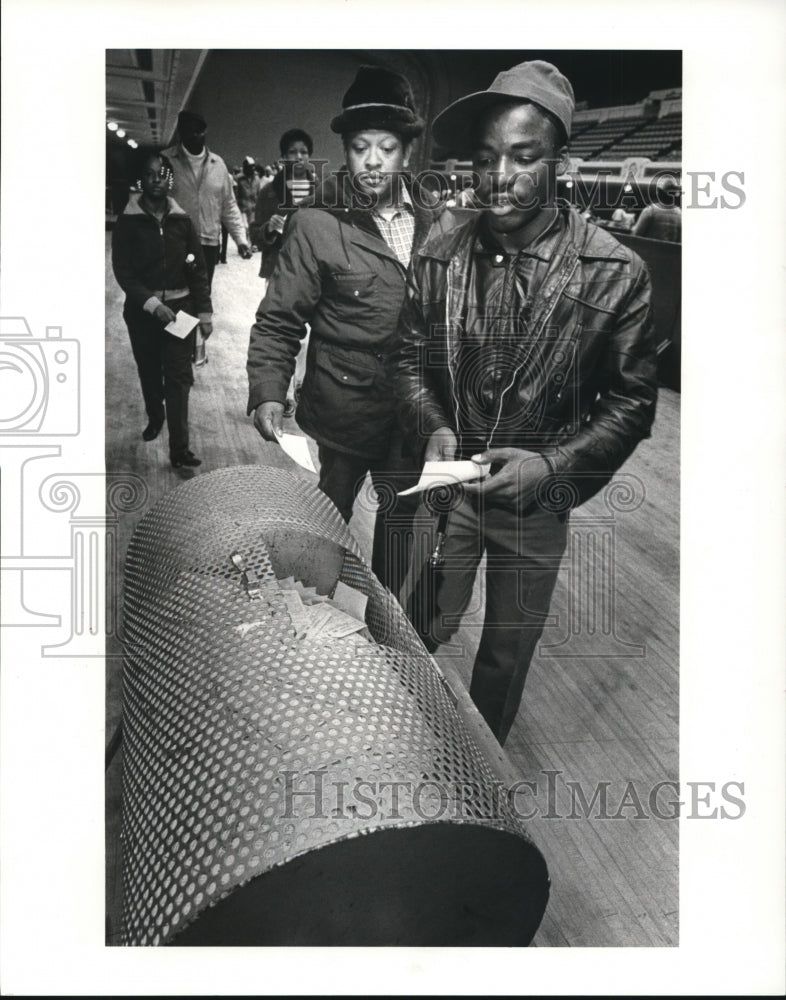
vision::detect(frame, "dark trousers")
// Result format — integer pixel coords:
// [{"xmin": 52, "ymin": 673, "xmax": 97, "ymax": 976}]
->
[
  {"xmin": 316, "ymin": 441, "xmax": 420, "ymax": 598},
  {"xmin": 124, "ymin": 300, "xmax": 195, "ymax": 457},
  {"xmin": 408, "ymin": 494, "xmax": 569, "ymax": 745},
  {"xmin": 202, "ymin": 244, "xmax": 220, "ymax": 293},
  {"xmin": 219, "ymin": 226, "xmax": 229, "ymax": 264}
]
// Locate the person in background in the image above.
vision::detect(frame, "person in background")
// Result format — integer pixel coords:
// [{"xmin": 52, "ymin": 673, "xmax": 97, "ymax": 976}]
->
[
  {"xmin": 633, "ymin": 175, "xmax": 682, "ymax": 242},
  {"xmin": 247, "ymin": 67, "xmax": 451, "ymax": 594},
  {"xmin": 236, "ymin": 155, "xmax": 262, "ymax": 250},
  {"xmin": 250, "ymin": 127, "xmax": 318, "ymax": 415},
  {"xmin": 393, "ymin": 60, "xmax": 658, "ymax": 744},
  {"xmin": 610, "ymin": 205, "xmax": 636, "ymax": 231},
  {"xmin": 251, "ymin": 128, "xmax": 317, "ymax": 282},
  {"xmin": 164, "ymin": 110, "xmax": 252, "ymax": 367},
  {"xmin": 111, "ymin": 150, "xmax": 212, "ymax": 469},
  {"xmin": 164, "ymin": 110, "xmax": 252, "ymax": 288}
]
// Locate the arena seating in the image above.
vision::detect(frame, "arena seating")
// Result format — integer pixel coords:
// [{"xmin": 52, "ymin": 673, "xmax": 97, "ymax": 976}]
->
[
  {"xmin": 603, "ymin": 113, "xmax": 681, "ymax": 159},
  {"xmin": 568, "ymin": 116, "xmax": 645, "ymax": 159}
]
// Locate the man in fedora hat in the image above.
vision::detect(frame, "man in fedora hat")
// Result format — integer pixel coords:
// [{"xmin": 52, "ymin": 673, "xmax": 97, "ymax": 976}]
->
[
  {"xmin": 394, "ymin": 60, "xmax": 658, "ymax": 744},
  {"xmin": 247, "ymin": 65, "xmax": 451, "ymax": 595}
]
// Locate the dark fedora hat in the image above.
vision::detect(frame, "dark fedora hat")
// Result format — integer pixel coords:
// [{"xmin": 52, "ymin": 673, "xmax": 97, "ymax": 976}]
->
[
  {"xmin": 433, "ymin": 60, "xmax": 575, "ymax": 156},
  {"xmin": 330, "ymin": 65, "xmax": 424, "ymax": 139}
]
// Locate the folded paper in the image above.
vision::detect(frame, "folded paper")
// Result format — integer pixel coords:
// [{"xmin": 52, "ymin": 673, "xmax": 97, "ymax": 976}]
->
[
  {"xmin": 397, "ymin": 460, "xmax": 491, "ymax": 496},
  {"xmin": 279, "ymin": 433, "xmax": 318, "ymax": 473},
  {"xmin": 165, "ymin": 310, "xmax": 200, "ymax": 340}
]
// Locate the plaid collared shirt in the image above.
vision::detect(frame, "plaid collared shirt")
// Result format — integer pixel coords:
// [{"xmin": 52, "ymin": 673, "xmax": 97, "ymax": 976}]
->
[{"xmin": 371, "ymin": 183, "xmax": 416, "ymax": 267}]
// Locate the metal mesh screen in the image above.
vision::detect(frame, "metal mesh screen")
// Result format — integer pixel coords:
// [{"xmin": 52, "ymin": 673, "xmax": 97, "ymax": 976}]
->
[{"xmin": 120, "ymin": 465, "xmax": 549, "ymax": 946}]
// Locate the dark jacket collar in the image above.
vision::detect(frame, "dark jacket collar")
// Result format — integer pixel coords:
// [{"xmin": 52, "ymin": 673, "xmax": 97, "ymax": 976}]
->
[
  {"xmin": 315, "ymin": 169, "xmax": 446, "ymax": 258},
  {"xmin": 417, "ymin": 204, "xmax": 630, "ymax": 264}
]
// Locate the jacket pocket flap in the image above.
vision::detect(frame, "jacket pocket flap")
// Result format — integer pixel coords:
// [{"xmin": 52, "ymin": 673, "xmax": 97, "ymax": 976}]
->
[
  {"xmin": 315, "ymin": 348, "xmax": 377, "ymax": 387},
  {"xmin": 328, "ymin": 271, "xmax": 377, "ymax": 299}
]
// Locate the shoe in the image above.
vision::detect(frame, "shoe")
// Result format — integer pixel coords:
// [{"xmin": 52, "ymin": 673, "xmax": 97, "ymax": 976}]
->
[
  {"xmin": 171, "ymin": 450, "xmax": 202, "ymax": 469},
  {"xmin": 283, "ymin": 397, "xmax": 296, "ymax": 418},
  {"xmin": 142, "ymin": 420, "xmax": 163, "ymax": 441}
]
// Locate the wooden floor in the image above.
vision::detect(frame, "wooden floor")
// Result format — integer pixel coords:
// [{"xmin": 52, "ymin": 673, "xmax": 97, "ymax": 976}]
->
[{"xmin": 105, "ymin": 234, "xmax": 679, "ymax": 947}]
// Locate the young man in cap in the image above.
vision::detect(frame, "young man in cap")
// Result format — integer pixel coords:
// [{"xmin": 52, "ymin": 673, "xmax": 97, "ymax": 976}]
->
[
  {"xmin": 394, "ymin": 60, "xmax": 658, "ymax": 745},
  {"xmin": 247, "ymin": 66, "xmax": 450, "ymax": 594}
]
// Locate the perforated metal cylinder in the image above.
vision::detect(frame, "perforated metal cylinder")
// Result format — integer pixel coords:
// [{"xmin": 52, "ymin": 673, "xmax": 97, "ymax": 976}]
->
[{"xmin": 120, "ymin": 465, "xmax": 549, "ymax": 946}]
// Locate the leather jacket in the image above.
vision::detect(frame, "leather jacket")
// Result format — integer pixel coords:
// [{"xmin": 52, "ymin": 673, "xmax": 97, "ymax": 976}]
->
[{"xmin": 393, "ymin": 205, "xmax": 659, "ymax": 509}]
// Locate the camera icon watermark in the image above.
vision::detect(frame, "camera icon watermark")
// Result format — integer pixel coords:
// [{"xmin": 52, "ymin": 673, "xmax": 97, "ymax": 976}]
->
[
  {"xmin": 0, "ymin": 316, "xmax": 80, "ymax": 435},
  {"xmin": 0, "ymin": 316, "xmax": 147, "ymax": 656}
]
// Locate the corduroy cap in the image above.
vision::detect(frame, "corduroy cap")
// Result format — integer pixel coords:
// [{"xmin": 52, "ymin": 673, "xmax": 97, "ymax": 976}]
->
[
  {"xmin": 330, "ymin": 65, "xmax": 424, "ymax": 139},
  {"xmin": 433, "ymin": 60, "xmax": 575, "ymax": 155}
]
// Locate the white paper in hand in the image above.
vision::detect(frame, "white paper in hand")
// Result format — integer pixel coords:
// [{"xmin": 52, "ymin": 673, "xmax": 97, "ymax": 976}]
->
[
  {"xmin": 279, "ymin": 433, "xmax": 317, "ymax": 473},
  {"xmin": 397, "ymin": 460, "xmax": 491, "ymax": 496},
  {"xmin": 165, "ymin": 310, "xmax": 200, "ymax": 339}
]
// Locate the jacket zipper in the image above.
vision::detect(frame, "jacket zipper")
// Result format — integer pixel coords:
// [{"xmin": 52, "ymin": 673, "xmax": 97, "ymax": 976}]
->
[{"xmin": 485, "ymin": 250, "xmax": 579, "ymax": 450}]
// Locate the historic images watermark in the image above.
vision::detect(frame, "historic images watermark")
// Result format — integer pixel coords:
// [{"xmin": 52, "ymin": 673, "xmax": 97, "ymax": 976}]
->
[
  {"xmin": 271, "ymin": 162, "xmax": 745, "ymax": 212},
  {"xmin": 282, "ymin": 768, "xmax": 746, "ymax": 823}
]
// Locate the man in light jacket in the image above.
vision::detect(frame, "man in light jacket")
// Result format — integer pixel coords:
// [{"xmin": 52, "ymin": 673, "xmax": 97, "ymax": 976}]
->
[{"xmin": 164, "ymin": 109, "xmax": 253, "ymax": 290}]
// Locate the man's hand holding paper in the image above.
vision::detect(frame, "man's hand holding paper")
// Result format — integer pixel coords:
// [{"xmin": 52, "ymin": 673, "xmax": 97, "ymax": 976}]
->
[{"xmin": 462, "ymin": 447, "xmax": 552, "ymax": 513}]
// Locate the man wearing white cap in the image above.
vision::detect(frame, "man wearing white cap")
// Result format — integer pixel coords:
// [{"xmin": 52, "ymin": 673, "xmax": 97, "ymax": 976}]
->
[{"xmin": 394, "ymin": 60, "xmax": 658, "ymax": 745}]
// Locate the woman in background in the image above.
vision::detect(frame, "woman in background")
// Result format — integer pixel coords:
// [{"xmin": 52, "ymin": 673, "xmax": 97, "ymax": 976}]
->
[{"xmin": 112, "ymin": 149, "xmax": 212, "ymax": 468}]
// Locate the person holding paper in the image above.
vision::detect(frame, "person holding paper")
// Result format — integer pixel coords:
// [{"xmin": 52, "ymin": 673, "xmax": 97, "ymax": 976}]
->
[
  {"xmin": 394, "ymin": 61, "xmax": 658, "ymax": 744},
  {"xmin": 246, "ymin": 67, "xmax": 451, "ymax": 593},
  {"xmin": 111, "ymin": 150, "xmax": 213, "ymax": 468}
]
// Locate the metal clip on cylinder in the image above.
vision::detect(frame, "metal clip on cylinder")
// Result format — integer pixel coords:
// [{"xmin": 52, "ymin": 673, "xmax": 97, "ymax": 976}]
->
[{"xmin": 230, "ymin": 551, "xmax": 261, "ymax": 599}]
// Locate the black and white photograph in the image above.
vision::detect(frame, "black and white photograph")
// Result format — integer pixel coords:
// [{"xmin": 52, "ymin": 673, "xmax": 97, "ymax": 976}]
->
[
  {"xmin": 1, "ymin": 0, "xmax": 784, "ymax": 995},
  {"xmin": 104, "ymin": 46, "xmax": 682, "ymax": 950}
]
